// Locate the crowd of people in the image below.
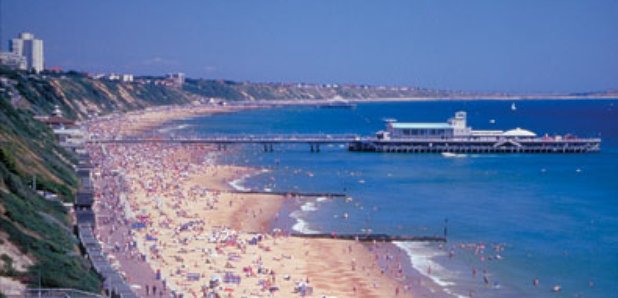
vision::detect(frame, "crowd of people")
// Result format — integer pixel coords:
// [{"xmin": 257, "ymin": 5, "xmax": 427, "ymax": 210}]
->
[{"xmin": 84, "ymin": 108, "xmax": 412, "ymax": 297}]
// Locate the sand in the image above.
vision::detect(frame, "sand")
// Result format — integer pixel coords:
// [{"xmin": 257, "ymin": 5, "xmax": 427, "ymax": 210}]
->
[{"xmin": 87, "ymin": 104, "xmax": 413, "ymax": 297}]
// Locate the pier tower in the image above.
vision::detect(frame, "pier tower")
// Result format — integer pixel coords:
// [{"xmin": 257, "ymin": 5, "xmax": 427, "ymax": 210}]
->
[{"xmin": 449, "ymin": 111, "xmax": 471, "ymax": 136}]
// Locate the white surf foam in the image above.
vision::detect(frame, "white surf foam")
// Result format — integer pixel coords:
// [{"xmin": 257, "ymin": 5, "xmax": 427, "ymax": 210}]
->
[
  {"xmin": 228, "ymin": 177, "xmax": 249, "ymax": 192},
  {"xmin": 227, "ymin": 169, "xmax": 270, "ymax": 192},
  {"xmin": 300, "ymin": 201, "xmax": 318, "ymax": 212},
  {"xmin": 315, "ymin": 196, "xmax": 328, "ymax": 202},
  {"xmin": 290, "ymin": 209, "xmax": 319, "ymax": 234},
  {"xmin": 291, "ymin": 217, "xmax": 319, "ymax": 234},
  {"xmin": 393, "ymin": 241, "xmax": 457, "ymax": 288},
  {"xmin": 158, "ymin": 124, "xmax": 191, "ymax": 133},
  {"xmin": 290, "ymin": 200, "xmax": 321, "ymax": 234}
]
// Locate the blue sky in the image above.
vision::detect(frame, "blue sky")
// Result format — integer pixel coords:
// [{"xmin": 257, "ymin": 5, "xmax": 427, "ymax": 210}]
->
[{"xmin": 4, "ymin": 0, "xmax": 618, "ymax": 93}]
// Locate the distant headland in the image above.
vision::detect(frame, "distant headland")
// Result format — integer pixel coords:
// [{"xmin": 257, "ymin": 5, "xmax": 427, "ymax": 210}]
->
[{"xmin": 57, "ymin": 70, "xmax": 618, "ymax": 102}]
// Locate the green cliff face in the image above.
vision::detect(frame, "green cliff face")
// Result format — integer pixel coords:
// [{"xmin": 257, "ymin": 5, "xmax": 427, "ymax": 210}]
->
[
  {"xmin": 0, "ymin": 66, "xmax": 465, "ymax": 295},
  {"xmin": 182, "ymin": 78, "xmax": 454, "ymax": 101},
  {"xmin": 0, "ymin": 71, "xmax": 99, "ymax": 292},
  {"xmin": 0, "ymin": 67, "xmax": 199, "ymax": 294}
]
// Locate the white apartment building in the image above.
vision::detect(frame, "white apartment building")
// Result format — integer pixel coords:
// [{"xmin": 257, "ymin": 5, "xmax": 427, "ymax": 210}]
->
[{"xmin": 10, "ymin": 32, "xmax": 44, "ymax": 73}]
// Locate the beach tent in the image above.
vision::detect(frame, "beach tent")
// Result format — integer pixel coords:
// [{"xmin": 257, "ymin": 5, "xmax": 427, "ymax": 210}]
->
[{"xmin": 131, "ymin": 222, "xmax": 146, "ymax": 229}]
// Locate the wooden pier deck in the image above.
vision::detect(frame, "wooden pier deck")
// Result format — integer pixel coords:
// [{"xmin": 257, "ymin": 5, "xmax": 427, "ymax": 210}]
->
[
  {"xmin": 90, "ymin": 134, "xmax": 359, "ymax": 144},
  {"xmin": 89, "ymin": 134, "xmax": 601, "ymax": 153},
  {"xmin": 349, "ymin": 138, "xmax": 601, "ymax": 153}
]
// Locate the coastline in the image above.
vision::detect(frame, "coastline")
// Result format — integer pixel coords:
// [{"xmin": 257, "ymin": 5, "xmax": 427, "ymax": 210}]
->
[
  {"xmin": 86, "ymin": 103, "xmax": 417, "ymax": 297},
  {"xmin": 246, "ymin": 96, "xmax": 618, "ymax": 108}
]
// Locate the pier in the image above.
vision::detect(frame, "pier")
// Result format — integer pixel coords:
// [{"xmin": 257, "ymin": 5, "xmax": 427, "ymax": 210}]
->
[
  {"xmin": 349, "ymin": 138, "xmax": 601, "ymax": 153},
  {"xmin": 90, "ymin": 134, "xmax": 359, "ymax": 145},
  {"xmin": 90, "ymin": 133, "xmax": 601, "ymax": 153}
]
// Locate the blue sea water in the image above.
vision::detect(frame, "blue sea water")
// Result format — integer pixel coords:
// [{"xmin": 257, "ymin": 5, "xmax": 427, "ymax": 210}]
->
[{"xmin": 170, "ymin": 100, "xmax": 618, "ymax": 297}]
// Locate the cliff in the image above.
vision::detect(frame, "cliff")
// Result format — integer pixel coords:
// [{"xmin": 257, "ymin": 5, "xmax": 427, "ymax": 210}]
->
[
  {"xmin": 183, "ymin": 78, "xmax": 458, "ymax": 101},
  {"xmin": 0, "ymin": 68, "xmax": 198, "ymax": 295}
]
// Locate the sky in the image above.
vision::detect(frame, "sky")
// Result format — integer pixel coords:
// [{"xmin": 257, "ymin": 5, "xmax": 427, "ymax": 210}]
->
[{"xmin": 3, "ymin": 0, "xmax": 618, "ymax": 93}]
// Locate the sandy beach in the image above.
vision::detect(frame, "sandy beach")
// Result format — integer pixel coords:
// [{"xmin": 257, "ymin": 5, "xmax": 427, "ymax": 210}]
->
[{"xmin": 86, "ymin": 104, "xmax": 413, "ymax": 297}]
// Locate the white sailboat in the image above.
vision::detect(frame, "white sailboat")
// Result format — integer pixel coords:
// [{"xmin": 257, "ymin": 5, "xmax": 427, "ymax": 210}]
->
[{"xmin": 511, "ymin": 102, "xmax": 517, "ymax": 111}]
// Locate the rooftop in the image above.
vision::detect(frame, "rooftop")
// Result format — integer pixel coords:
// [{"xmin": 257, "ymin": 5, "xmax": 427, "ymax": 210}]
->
[
  {"xmin": 390, "ymin": 122, "xmax": 453, "ymax": 129},
  {"xmin": 503, "ymin": 128, "xmax": 537, "ymax": 137}
]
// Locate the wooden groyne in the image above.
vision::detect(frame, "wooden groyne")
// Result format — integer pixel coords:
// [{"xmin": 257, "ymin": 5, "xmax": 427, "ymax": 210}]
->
[
  {"xmin": 225, "ymin": 190, "xmax": 347, "ymax": 198},
  {"xmin": 290, "ymin": 233, "xmax": 447, "ymax": 242}
]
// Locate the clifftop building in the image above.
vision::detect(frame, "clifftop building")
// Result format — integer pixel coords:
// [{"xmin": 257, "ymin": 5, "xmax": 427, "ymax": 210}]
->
[
  {"xmin": 167, "ymin": 72, "xmax": 185, "ymax": 87},
  {"xmin": 0, "ymin": 51, "xmax": 26, "ymax": 69},
  {"xmin": 9, "ymin": 32, "xmax": 44, "ymax": 73}
]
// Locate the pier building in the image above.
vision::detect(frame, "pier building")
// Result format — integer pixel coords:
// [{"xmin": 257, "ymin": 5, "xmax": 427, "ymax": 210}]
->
[
  {"xmin": 379, "ymin": 111, "xmax": 537, "ymax": 141},
  {"xmin": 353, "ymin": 111, "xmax": 600, "ymax": 153}
]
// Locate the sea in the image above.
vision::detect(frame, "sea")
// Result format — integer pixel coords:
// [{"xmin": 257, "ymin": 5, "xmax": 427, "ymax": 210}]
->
[{"xmin": 163, "ymin": 100, "xmax": 618, "ymax": 297}]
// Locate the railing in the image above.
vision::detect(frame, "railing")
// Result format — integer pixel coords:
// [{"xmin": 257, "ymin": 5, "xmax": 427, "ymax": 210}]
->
[
  {"xmin": 89, "ymin": 133, "xmax": 363, "ymax": 143},
  {"xmin": 89, "ymin": 134, "xmax": 600, "ymax": 143},
  {"xmin": 375, "ymin": 137, "xmax": 602, "ymax": 144},
  {"xmin": 22, "ymin": 288, "xmax": 104, "ymax": 298}
]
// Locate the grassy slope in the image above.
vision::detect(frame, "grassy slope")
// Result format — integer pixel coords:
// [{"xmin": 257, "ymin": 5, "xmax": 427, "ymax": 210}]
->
[
  {"xmin": 0, "ymin": 67, "xmax": 459, "ymax": 295},
  {"xmin": 0, "ymin": 68, "xmax": 198, "ymax": 294},
  {"xmin": 0, "ymin": 89, "xmax": 100, "ymax": 291}
]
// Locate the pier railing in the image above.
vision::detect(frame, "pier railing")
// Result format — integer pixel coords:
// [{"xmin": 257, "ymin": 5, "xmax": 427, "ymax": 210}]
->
[
  {"xmin": 89, "ymin": 134, "xmax": 600, "ymax": 144},
  {"xmin": 88, "ymin": 134, "xmax": 601, "ymax": 153},
  {"xmin": 89, "ymin": 134, "xmax": 361, "ymax": 144}
]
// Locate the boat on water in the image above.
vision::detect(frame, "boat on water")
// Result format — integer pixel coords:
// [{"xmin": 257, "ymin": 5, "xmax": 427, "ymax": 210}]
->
[
  {"xmin": 511, "ymin": 102, "xmax": 517, "ymax": 111},
  {"xmin": 441, "ymin": 152, "xmax": 467, "ymax": 158},
  {"xmin": 348, "ymin": 111, "xmax": 601, "ymax": 153},
  {"xmin": 319, "ymin": 99, "xmax": 357, "ymax": 109}
]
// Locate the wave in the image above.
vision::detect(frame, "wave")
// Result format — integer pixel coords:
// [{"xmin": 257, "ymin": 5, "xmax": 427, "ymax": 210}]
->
[
  {"xmin": 300, "ymin": 201, "xmax": 318, "ymax": 212},
  {"xmin": 228, "ymin": 176, "xmax": 250, "ymax": 192},
  {"xmin": 290, "ymin": 200, "xmax": 321, "ymax": 234},
  {"xmin": 394, "ymin": 241, "xmax": 466, "ymax": 298},
  {"xmin": 158, "ymin": 124, "xmax": 191, "ymax": 133},
  {"xmin": 441, "ymin": 152, "xmax": 467, "ymax": 158},
  {"xmin": 290, "ymin": 216, "xmax": 319, "ymax": 234},
  {"xmin": 227, "ymin": 168, "xmax": 270, "ymax": 192}
]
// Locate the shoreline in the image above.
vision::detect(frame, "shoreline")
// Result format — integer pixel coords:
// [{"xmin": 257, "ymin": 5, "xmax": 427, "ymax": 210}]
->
[
  {"xmin": 242, "ymin": 96, "xmax": 618, "ymax": 108},
  {"xmin": 219, "ymin": 158, "xmax": 456, "ymax": 298},
  {"xmin": 86, "ymin": 103, "xmax": 419, "ymax": 297}
]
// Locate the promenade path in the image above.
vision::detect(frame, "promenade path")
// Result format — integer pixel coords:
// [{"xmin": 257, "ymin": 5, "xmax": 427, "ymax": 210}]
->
[{"xmin": 94, "ymin": 188, "xmax": 167, "ymax": 297}]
